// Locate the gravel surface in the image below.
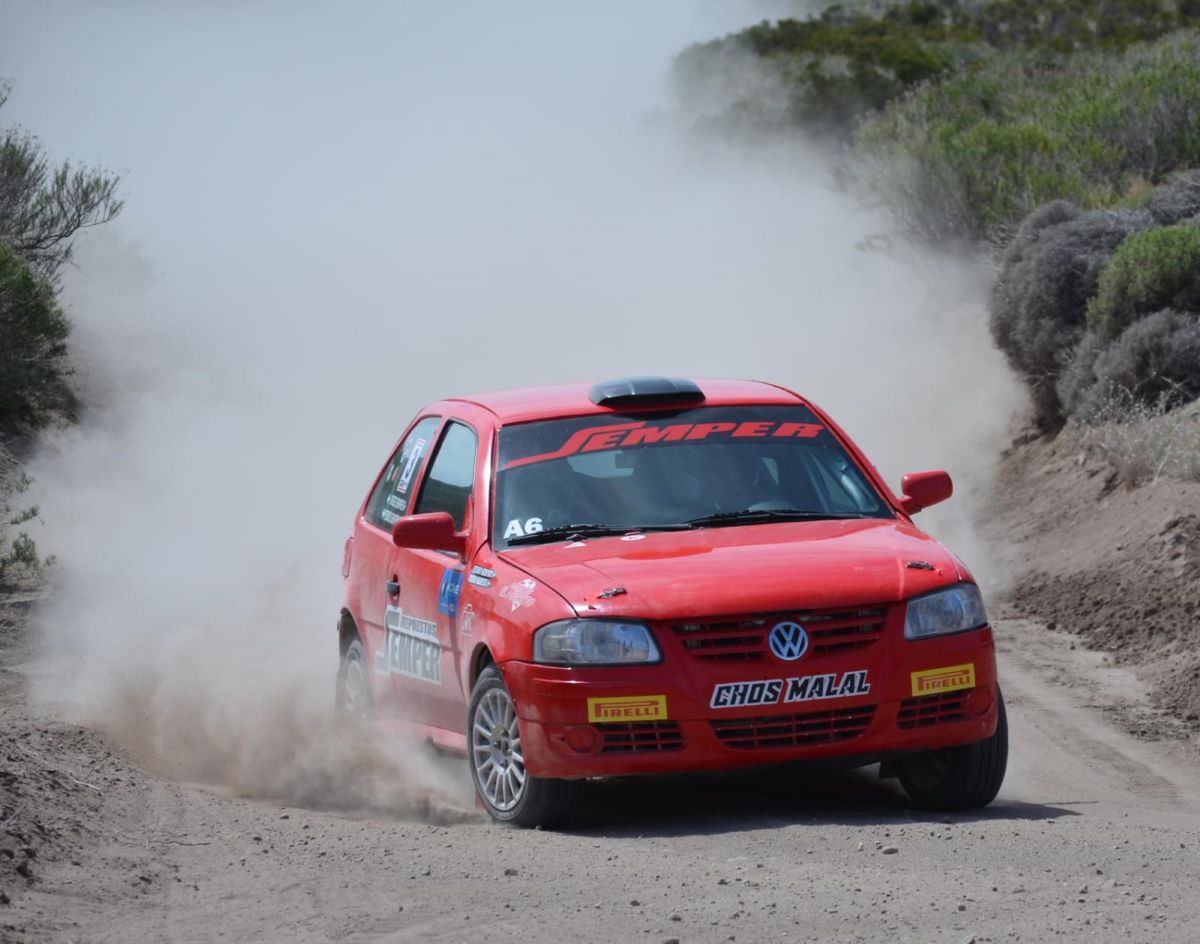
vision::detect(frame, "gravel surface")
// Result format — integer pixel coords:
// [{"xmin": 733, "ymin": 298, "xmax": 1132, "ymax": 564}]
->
[{"xmin": 3, "ymin": 612, "xmax": 1199, "ymax": 944}]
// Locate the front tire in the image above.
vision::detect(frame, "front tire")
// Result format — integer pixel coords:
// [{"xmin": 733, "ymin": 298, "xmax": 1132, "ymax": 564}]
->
[
  {"xmin": 897, "ymin": 688, "xmax": 1008, "ymax": 811},
  {"xmin": 468, "ymin": 665, "xmax": 579, "ymax": 828}
]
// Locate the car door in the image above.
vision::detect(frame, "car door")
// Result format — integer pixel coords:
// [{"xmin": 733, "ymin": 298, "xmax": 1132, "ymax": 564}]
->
[
  {"xmin": 385, "ymin": 418, "xmax": 479, "ymax": 732},
  {"xmin": 353, "ymin": 415, "xmax": 441, "ymax": 714}
]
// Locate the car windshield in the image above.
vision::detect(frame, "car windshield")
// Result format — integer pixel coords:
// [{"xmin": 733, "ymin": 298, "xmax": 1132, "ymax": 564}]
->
[{"xmin": 494, "ymin": 405, "xmax": 892, "ymax": 547}]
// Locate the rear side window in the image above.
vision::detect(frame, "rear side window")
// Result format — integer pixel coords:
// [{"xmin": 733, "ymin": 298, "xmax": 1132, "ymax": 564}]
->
[
  {"xmin": 365, "ymin": 416, "xmax": 440, "ymax": 529},
  {"xmin": 414, "ymin": 421, "xmax": 478, "ymax": 530}
]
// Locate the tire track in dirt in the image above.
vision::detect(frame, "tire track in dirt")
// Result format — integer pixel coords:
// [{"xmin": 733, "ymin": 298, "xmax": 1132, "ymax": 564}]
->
[
  {"xmin": 5, "ymin": 617, "xmax": 1200, "ymax": 943},
  {"xmin": 998, "ymin": 619, "xmax": 1200, "ymax": 810}
]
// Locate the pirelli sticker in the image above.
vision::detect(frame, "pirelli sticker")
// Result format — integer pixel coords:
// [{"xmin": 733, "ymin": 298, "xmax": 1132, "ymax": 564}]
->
[
  {"xmin": 911, "ymin": 662, "xmax": 976, "ymax": 697},
  {"xmin": 587, "ymin": 695, "xmax": 668, "ymax": 723}
]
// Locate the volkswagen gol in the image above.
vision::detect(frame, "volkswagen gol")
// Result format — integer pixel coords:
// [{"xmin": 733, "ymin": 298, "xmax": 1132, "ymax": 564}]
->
[{"xmin": 336, "ymin": 377, "xmax": 1007, "ymax": 826}]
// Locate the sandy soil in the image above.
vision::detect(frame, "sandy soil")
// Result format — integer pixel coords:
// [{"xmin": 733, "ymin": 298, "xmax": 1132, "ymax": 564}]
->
[
  {"xmin": 984, "ymin": 431, "xmax": 1200, "ymax": 722},
  {"xmin": 3, "ymin": 599, "xmax": 1200, "ymax": 944}
]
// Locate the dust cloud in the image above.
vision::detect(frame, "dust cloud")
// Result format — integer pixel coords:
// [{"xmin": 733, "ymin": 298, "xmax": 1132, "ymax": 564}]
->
[{"xmin": 2, "ymin": 2, "xmax": 1021, "ymax": 815}]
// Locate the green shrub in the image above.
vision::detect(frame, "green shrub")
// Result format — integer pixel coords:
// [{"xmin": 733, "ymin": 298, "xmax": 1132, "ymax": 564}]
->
[
  {"xmin": 674, "ymin": 6, "xmax": 981, "ymax": 139},
  {"xmin": 0, "ymin": 460, "xmax": 53, "ymax": 588},
  {"xmin": 683, "ymin": 5, "xmax": 1200, "ymax": 428},
  {"xmin": 961, "ymin": 0, "xmax": 1200, "ymax": 54},
  {"xmin": 0, "ymin": 241, "xmax": 71, "ymax": 431},
  {"xmin": 1086, "ymin": 224, "xmax": 1200, "ymax": 341},
  {"xmin": 677, "ymin": 0, "xmax": 1200, "ymax": 142},
  {"xmin": 855, "ymin": 33, "xmax": 1200, "ymax": 244}
]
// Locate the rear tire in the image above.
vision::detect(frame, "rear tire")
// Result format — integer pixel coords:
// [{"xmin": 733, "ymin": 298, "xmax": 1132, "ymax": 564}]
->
[
  {"xmin": 897, "ymin": 688, "xmax": 1008, "ymax": 811},
  {"xmin": 468, "ymin": 665, "xmax": 580, "ymax": 828},
  {"xmin": 336, "ymin": 637, "xmax": 373, "ymax": 718}
]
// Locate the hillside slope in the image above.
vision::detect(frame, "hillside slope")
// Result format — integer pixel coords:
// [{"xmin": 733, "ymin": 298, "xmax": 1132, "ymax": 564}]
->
[{"xmin": 983, "ymin": 408, "xmax": 1200, "ymax": 723}]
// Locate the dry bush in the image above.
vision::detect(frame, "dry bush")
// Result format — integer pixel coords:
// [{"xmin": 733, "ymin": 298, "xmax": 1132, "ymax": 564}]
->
[
  {"xmin": 1087, "ymin": 310, "xmax": 1200, "ymax": 411},
  {"xmin": 990, "ymin": 201, "xmax": 1148, "ymax": 427},
  {"xmin": 1145, "ymin": 169, "xmax": 1200, "ymax": 224},
  {"xmin": 991, "ymin": 173, "xmax": 1200, "ymax": 427},
  {"xmin": 1070, "ymin": 396, "xmax": 1200, "ymax": 487}
]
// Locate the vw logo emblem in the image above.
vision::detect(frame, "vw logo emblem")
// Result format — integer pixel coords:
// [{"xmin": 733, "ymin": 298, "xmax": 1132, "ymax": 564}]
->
[{"xmin": 768, "ymin": 621, "xmax": 809, "ymax": 661}]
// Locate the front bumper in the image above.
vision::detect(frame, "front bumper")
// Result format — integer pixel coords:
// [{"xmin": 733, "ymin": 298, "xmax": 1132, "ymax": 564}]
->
[{"xmin": 504, "ymin": 626, "xmax": 998, "ymax": 779}]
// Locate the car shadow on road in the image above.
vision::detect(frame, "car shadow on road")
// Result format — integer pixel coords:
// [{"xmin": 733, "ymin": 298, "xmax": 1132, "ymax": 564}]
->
[{"xmin": 566, "ymin": 764, "xmax": 1079, "ymax": 838}]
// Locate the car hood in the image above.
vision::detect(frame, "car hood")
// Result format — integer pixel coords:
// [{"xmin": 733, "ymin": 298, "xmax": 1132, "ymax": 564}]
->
[{"xmin": 499, "ymin": 519, "xmax": 969, "ymax": 621}]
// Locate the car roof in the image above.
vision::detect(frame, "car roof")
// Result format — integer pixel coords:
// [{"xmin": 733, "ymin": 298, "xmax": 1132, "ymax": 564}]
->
[{"xmin": 441, "ymin": 377, "xmax": 806, "ymax": 425}]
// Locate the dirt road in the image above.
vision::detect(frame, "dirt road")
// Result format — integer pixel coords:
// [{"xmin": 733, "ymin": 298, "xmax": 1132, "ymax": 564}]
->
[{"xmin": 4, "ymin": 617, "xmax": 1200, "ymax": 944}]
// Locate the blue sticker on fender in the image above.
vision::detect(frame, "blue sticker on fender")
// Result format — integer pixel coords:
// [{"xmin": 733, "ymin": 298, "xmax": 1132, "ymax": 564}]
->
[{"xmin": 438, "ymin": 567, "xmax": 464, "ymax": 617}]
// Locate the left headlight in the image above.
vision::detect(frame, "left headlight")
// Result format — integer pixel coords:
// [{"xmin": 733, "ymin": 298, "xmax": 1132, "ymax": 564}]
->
[
  {"xmin": 904, "ymin": 583, "xmax": 988, "ymax": 640},
  {"xmin": 532, "ymin": 619, "xmax": 662, "ymax": 666}
]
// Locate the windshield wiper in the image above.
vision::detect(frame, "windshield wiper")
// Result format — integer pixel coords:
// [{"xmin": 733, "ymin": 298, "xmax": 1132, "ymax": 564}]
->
[
  {"xmin": 506, "ymin": 523, "xmax": 688, "ymax": 547},
  {"xmin": 685, "ymin": 508, "xmax": 876, "ymax": 529}
]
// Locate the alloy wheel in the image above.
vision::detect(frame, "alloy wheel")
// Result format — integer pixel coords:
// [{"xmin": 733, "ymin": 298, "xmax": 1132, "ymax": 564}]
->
[{"xmin": 472, "ymin": 687, "xmax": 526, "ymax": 811}]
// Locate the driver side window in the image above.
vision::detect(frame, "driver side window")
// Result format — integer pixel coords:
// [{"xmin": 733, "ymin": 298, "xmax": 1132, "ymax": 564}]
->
[{"xmin": 413, "ymin": 421, "xmax": 478, "ymax": 530}]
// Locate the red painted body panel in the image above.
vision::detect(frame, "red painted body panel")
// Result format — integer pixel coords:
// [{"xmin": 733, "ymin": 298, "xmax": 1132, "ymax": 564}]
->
[
  {"xmin": 502, "ymin": 519, "xmax": 966, "ymax": 621},
  {"xmin": 448, "ymin": 378, "xmax": 803, "ymax": 425},
  {"xmin": 340, "ymin": 378, "xmax": 1001, "ymax": 783}
]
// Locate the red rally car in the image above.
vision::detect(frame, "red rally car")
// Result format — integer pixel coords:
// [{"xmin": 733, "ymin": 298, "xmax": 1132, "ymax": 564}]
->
[{"xmin": 336, "ymin": 377, "xmax": 1007, "ymax": 827}]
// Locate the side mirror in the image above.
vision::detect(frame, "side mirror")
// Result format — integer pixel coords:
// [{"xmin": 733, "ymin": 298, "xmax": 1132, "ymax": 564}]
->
[
  {"xmin": 899, "ymin": 470, "xmax": 953, "ymax": 515},
  {"xmin": 392, "ymin": 512, "xmax": 466, "ymax": 555}
]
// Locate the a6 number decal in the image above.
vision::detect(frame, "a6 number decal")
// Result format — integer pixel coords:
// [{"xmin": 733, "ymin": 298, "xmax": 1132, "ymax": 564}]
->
[{"xmin": 503, "ymin": 517, "xmax": 543, "ymax": 539}]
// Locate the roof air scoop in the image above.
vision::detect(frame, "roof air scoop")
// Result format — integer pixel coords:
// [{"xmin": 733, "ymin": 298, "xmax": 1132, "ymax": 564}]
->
[{"xmin": 588, "ymin": 376, "xmax": 705, "ymax": 408}]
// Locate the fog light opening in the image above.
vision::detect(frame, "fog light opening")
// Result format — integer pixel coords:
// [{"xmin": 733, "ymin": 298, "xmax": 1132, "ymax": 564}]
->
[
  {"xmin": 966, "ymin": 686, "xmax": 994, "ymax": 717},
  {"xmin": 564, "ymin": 725, "xmax": 602, "ymax": 753}
]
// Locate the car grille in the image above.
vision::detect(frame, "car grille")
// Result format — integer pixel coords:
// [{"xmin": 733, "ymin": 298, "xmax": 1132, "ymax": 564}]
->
[
  {"xmin": 897, "ymin": 690, "xmax": 968, "ymax": 728},
  {"xmin": 710, "ymin": 705, "xmax": 876, "ymax": 750},
  {"xmin": 671, "ymin": 606, "xmax": 888, "ymax": 662},
  {"xmin": 597, "ymin": 721, "xmax": 684, "ymax": 753}
]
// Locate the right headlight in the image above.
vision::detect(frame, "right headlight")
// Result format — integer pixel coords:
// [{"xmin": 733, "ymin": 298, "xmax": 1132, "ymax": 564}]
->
[
  {"xmin": 532, "ymin": 619, "xmax": 662, "ymax": 665},
  {"xmin": 904, "ymin": 583, "xmax": 988, "ymax": 640}
]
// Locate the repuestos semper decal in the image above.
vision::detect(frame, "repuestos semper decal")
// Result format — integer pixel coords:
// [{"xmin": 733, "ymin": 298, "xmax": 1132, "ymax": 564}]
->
[
  {"xmin": 505, "ymin": 419, "xmax": 825, "ymax": 469},
  {"xmin": 710, "ymin": 670, "xmax": 870, "ymax": 709},
  {"xmin": 376, "ymin": 605, "xmax": 441, "ymax": 684}
]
